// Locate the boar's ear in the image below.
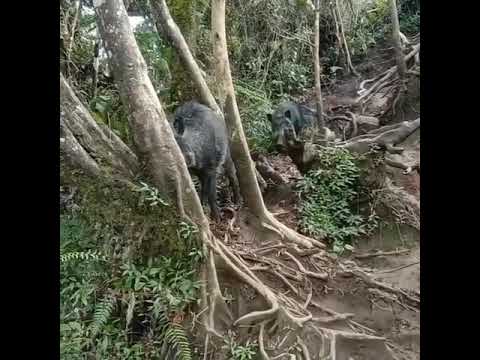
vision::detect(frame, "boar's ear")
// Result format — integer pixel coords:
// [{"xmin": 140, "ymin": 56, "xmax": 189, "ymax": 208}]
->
[
  {"xmin": 285, "ymin": 110, "xmax": 291, "ymax": 119},
  {"xmin": 266, "ymin": 113, "xmax": 273, "ymax": 122}
]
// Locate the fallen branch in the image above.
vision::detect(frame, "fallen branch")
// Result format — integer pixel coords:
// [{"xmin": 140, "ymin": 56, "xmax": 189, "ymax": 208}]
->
[
  {"xmin": 354, "ymin": 249, "xmax": 409, "ymax": 259},
  {"xmin": 375, "ymin": 261, "xmax": 420, "ymax": 274}
]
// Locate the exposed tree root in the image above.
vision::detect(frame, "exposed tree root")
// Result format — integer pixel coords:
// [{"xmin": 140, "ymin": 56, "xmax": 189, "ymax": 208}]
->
[
  {"xmin": 297, "ymin": 335, "xmax": 312, "ymax": 360},
  {"xmin": 258, "ymin": 321, "xmax": 270, "ymax": 360},
  {"xmin": 196, "ymin": 224, "xmax": 419, "ymax": 358},
  {"xmin": 286, "ymin": 118, "xmax": 420, "ymax": 174},
  {"xmin": 259, "ymin": 212, "xmax": 326, "ymax": 249},
  {"xmin": 385, "ymin": 157, "xmax": 420, "ymax": 174},
  {"xmin": 283, "ymin": 251, "xmax": 329, "ymax": 280},
  {"xmin": 356, "ymin": 44, "xmax": 420, "ymax": 107},
  {"xmin": 199, "ymin": 224, "xmax": 417, "ymax": 358}
]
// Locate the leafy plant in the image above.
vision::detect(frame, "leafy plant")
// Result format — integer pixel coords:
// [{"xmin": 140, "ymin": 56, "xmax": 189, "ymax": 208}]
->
[
  {"xmin": 137, "ymin": 181, "xmax": 170, "ymax": 207},
  {"xmin": 223, "ymin": 333, "xmax": 258, "ymax": 360}
]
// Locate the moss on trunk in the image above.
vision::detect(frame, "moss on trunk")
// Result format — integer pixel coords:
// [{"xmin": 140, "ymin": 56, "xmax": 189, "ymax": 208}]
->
[{"xmin": 60, "ymin": 162, "xmax": 195, "ymax": 259}]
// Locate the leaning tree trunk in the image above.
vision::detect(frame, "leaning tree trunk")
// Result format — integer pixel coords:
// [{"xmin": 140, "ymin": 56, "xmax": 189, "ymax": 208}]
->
[
  {"xmin": 60, "ymin": 73, "xmax": 139, "ymax": 178},
  {"xmin": 163, "ymin": 0, "xmax": 197, "ymax": 102},
  {"xmin": 313, "ymin": 0, "xmax": 324, "ymax": 131},
  {"xmin": 149, "ymin": 0, "xmax": 221, "ymax": 116},
  {"xmin": 389, "ymin": 0, "xmax": 407, "ymax": 78},
  {"xmin": 211, "ymin": 0, "xmax": 324, "ymax": 249}
]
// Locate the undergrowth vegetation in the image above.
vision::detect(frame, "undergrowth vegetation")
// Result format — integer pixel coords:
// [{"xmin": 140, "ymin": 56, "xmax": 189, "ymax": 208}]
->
[
  {"xmin": 60, "ymin": 182, "xmax": 201, "ymax": 359},
  {"xmin": 297, "ymin": 148, "xmax": 378, "ymax": 254}
]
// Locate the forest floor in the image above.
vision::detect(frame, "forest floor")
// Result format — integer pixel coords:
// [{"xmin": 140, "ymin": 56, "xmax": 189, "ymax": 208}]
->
[{"xmin": 202, "ymin": 42, "xmax": 420, "ymax": 359}]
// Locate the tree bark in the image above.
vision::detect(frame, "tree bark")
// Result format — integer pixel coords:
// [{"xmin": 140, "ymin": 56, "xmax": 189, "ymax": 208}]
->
[
  {"xmin": 60, "ymin": 117, "xmax": 102, "ymax": 177},
  {"xmin": 313, "ymin": 0, "xmax": 325, "ymax": 130},
  {"xmin": 389, "ymin": 0, "xmax": 407, "ymax": 78},
  {"xmin": 149, "ymin": 0, "xmax": 222, "ymax": 116},
  {"xmin": 93, "ymin": 0, "xmax": 208, "ymax": 227}
]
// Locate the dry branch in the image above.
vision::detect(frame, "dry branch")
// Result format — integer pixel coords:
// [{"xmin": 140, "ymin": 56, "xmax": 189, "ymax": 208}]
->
[{"xmin": 354, "ymin": 249, "xmax": 409, "ymax": 259}]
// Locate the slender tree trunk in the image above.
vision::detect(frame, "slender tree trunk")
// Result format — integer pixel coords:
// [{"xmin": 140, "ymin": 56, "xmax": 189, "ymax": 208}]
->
[
  {"xmin": 149, "ymin": 0, "xmax": 221, "ymax": 116},
  {"xmin": 211, "ymin": 0, "xmax": 265, "ymax": 217},
  {"xmin": 93, "ymin": 0, "xmax": 208, "ymax": 227},
  {"xmin": 313, "ymin": 0, "xmax": 325, "ymax": 130},
  {"xmin": 163, "ymin": 0, "xmax": 197, "ymax": 102},
  {"xmin": 211, "ymin": 0, "xmax": 323, "ymax": 248},
  {"xmin": 389, "ymin": 0, "xmax": 407, "ymax": 78},
  {"xmin": 334, "ymin": 0, "xmax": 358, "ymax": 76}
]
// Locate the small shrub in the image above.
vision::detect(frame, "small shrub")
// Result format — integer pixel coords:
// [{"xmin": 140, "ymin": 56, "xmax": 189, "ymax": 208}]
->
[{"xmin": 223, "ymin": 333, "xmax": 258, "ymax": 360}]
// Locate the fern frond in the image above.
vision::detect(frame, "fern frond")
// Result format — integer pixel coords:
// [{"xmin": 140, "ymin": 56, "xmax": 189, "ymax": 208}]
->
[
  {"xmin": 60, "ymin": 250, "xmax": 107, "ymax": 264},
  {"xmin": 89, "ymin": 295, "xmax": 116, "ymax": 337},
  {"xmin": 164, "ymin": 324, "xmax": 192, "ymax": 360}
]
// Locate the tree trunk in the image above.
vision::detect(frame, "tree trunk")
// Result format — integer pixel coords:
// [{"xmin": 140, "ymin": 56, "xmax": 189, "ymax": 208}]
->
[
  {"xmin": 389, "ymin": 0, "xmax": 407, "ymax": 78},
  {"xmin": 313, "ymin": 0, "xmax": 325, "ymax": 130},
  {"xmin": 60, "ymin": 117, "xmax": 102, "ymax": 178},
  {"xmin": 93, "ymin": 0, "xmax": 207, "ymax": 227},
  {"xmin": 334, "ymin": 0, "xmax": 358, "ymax": 76},
  {"xmin": 211, "ymin": 0, "xmax": 323, "ymax": 248},
  {"xmin": 60, "ymin": 73, "xmax": 139, "ymax": 178},
  {"xmin": 163, "ymin": 0, "xmax": 197, "ymax": 102},
  {"xmin": 149, "ymin": 0, "xmax": 221, "ymax": 116}
]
